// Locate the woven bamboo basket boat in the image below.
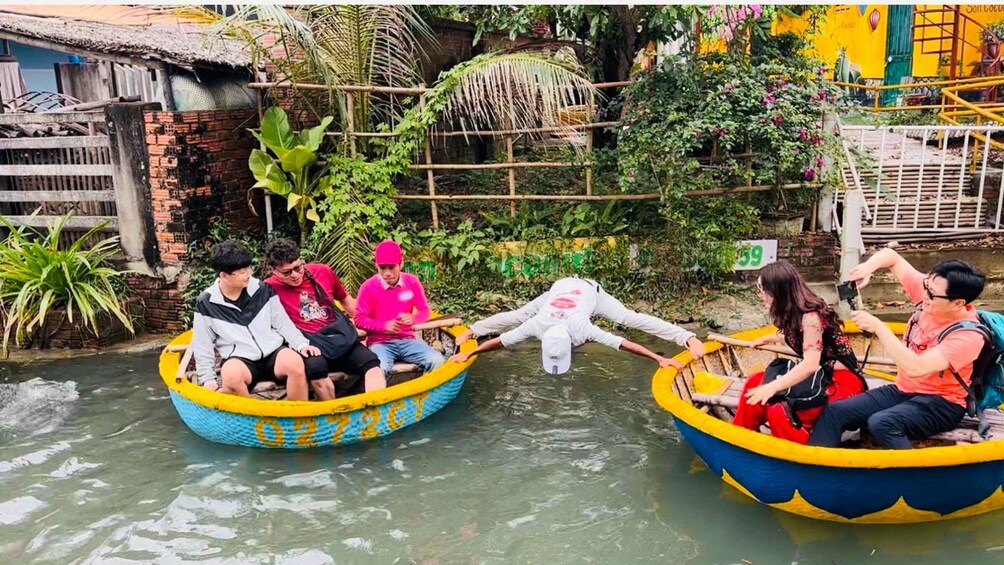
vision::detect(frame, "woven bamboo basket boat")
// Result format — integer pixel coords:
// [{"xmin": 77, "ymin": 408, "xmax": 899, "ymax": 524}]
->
[
  {"xmin": 158, "ymin": 316, "xmax": 475, "ymax": 448},
  {"xmin": 652, "ymin": 321, "xmax": 1004, "ymax": 524}
]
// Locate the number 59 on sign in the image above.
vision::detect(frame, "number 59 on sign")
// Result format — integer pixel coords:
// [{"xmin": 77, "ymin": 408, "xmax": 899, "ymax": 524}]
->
[{"xmin": 734, "ymin": 239, "xmax": 777, "ymax": 271}]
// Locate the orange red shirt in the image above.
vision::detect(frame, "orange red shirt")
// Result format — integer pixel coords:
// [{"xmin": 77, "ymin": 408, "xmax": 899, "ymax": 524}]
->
[{"xmin": 894, "ymin": 269, "xmax": 984, "ymax": 407}]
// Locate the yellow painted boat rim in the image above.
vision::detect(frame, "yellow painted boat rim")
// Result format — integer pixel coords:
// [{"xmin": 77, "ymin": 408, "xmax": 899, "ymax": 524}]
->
[
  {"xmin": 652, "ymin": 322, "xmax": 1004, "ymax": 469},
  {"xmin": 159, "ymin": 327, "xmax": 476, "ymax": 419}
]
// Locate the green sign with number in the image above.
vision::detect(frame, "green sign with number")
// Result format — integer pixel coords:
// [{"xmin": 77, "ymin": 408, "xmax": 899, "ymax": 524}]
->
[{"xmin": 734, "ymin": 239, "xmax": 778, "ymax": 271}]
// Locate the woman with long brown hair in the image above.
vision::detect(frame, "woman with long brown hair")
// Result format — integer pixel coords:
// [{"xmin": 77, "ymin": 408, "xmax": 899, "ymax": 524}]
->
[{"xmin": 733, "ymin": 261, "xmax": 867, "ymax": 443}]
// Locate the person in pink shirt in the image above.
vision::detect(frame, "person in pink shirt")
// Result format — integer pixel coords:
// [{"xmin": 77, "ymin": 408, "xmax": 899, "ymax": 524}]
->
[
  {"xmin": 354, "ymin": 240, "xmax": 445, "ymax": 375},
  {"xmin": 808, "ymin": 249, "xmax": 986, "ymax": 449}
]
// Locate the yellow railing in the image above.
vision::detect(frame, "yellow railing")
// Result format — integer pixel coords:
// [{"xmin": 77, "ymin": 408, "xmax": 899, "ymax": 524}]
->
[{"xmin": 832, "ymin": 75, "xmax": 998, "ymax": 114}]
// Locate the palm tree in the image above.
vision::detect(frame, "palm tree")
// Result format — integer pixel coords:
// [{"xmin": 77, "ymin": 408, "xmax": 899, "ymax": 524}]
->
[
  {"xmin": 190, "ymin": 4, "xmax": 434, "ymax": 132},
  {"xmin": 195, "ymin": 5, "xmax": 600, "ymax": 288}
]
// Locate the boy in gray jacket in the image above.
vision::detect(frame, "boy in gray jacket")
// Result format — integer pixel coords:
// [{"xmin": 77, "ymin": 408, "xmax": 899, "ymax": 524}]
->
[{"xmin": 191, "ymin": 241, "xmax": 321, "ymax": 400}]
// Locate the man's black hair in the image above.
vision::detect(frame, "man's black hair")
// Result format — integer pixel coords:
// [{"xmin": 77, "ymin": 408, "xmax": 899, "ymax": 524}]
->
[
  {"xmin": 931, "ymin": 259, "xmax": 985, "ymax": 304},
  {"xmin": 210, "ymin": 240, "xmax": 253, "ymax": 274},
  {"xmin": 264, "ymin": 238, "xmax": 301, "ymax": 269}
]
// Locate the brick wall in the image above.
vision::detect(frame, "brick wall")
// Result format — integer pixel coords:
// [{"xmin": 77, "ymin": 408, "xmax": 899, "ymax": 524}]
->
[
  {"xmin": 130, "ymin": 108, "xmax": 263, "ymax": 333},
  {"xmin": 145, "ymin": 108, "xmax": 262, "ymax": 264}
]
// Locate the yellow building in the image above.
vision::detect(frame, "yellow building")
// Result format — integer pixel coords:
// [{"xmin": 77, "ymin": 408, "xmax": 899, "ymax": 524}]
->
[{"xmin": 776, "ymin": 5, "xmax": 1004, "ymax": 84}]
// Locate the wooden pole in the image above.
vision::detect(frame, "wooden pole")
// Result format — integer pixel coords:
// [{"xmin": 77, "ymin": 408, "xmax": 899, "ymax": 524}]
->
[
  {"xmin": 345, "ymin": 91, "xmax": 357, "ymax": 157},
  {"xmin": 505, "ymin": 115, "xmax": 516, "ymax": 217},
  {"xmin": 175, "ymin": 343, "xmax": 195, "ymax": 383},
  {"xmin": 585, "ymin": 92, "xmax": 594, "ymax": 197},
  {"xmin": 419, "ymin": 90, "xmax": 439, "ymax": 230},
  {"xmin": 707, "ymin": 333, "xmax": 897, "ymax": 368},
  {"xmin": 409, "ymin": 161, "xmax": 591, "ymax": 171},
  {"xmin": 393, "ymin": 193, "xmax": 662, "ymax": 201}
]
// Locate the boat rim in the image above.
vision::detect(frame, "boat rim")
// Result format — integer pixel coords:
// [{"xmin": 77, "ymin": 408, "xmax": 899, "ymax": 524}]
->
[
  {"xmin": 652, "ymin": 320, "xmax": 1004, "ymax": 469},
  {"xmin": 159, "ymin": 326, "xmax": 476, "ymax": 418}
]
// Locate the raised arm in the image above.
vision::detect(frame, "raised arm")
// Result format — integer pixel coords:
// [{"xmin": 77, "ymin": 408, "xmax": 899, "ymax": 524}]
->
[{"xmin": 847, "ymin": 248, "xmax": 922, "ymax": 289}]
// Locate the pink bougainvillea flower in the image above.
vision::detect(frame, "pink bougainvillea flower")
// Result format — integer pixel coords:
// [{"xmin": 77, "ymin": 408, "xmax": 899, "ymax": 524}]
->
[{"xmin": 804, "ymin": 167, "xmax": 816, "ymax": 181}]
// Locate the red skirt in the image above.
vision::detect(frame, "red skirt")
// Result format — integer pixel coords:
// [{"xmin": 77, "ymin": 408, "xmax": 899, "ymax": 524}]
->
[{"xmin": 732, "ymin": 369, "xmax": 866, "ymax": 444}]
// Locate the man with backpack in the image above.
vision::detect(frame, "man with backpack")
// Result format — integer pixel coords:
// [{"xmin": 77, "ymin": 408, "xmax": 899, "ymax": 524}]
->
[
  {"xmin": 808, "ymin": 249, "xmax": 987, "ymax": 449},
  {"xmin": 264, "ymin": 238, "xmax": 387, "ymax": 399}
]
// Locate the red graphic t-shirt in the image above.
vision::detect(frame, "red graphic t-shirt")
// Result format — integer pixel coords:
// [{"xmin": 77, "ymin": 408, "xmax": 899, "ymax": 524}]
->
[{"xmin": 265, "ymin": 263, "xmax": 349, "ymax": 333}]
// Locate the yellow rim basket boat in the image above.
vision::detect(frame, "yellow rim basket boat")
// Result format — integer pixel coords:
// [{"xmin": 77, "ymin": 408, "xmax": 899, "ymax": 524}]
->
[
  {"xmin": 652, "ymin": 321, "xmax": 1004, "ymax": 524},
  {"xmin": 159, "ymin": 316, "xmax": 477, "ymax": 449}
]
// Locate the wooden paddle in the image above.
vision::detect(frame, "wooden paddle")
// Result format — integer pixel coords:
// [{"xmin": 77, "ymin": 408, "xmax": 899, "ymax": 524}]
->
[{"xmin": 706, "ymin": 332, "xmax": 897, "ymax": 368}]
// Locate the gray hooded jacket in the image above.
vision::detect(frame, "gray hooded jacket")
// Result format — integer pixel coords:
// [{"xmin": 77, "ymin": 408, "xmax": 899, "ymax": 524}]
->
[{"xmin": 191, "ymin": 277, "xmax": 309, "ymax": 385}]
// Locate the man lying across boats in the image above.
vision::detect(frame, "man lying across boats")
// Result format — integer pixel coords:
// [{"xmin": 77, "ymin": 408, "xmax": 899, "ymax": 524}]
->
[
  {"xmin": 808, "ymin": 249, "xmax": 986, "ymax": 449},
  {"xmin": 263, "ymin": 238, "xmax": 387, "ymax": 399},
  {"xmin": 449, "ymin": 276, "xmax": 704, "ymax": 374},
  {"xmin": 191, "ymin": 241, "xmax": 321, "ymax": 400}
]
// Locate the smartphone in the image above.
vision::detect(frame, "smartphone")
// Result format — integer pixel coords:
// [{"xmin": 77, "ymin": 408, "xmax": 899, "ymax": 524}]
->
[{"xmin": 836, "ymin": 280, "xmax": 861, "ymax": 311}]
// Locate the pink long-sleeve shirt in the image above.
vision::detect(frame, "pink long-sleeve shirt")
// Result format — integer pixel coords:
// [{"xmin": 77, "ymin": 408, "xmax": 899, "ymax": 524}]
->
[{"xmin": 354, "ymin": 272, "xmax": 431, "ymax": 345}]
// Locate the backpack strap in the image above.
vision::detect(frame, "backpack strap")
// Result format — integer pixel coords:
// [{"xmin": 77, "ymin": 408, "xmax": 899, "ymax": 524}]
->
[
  {"xmin": 936, "ymin": 321, "xmax": 993, "ymax": 414},
  {"xmin": 303, "ymin": 268, "xmax": 347, "ymax": 323}
]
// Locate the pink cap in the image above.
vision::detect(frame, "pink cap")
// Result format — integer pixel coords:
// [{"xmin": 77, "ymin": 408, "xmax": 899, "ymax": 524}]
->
[{"xmin": 374, "ymin": 240, "xmax": 403, "ymax": 265}]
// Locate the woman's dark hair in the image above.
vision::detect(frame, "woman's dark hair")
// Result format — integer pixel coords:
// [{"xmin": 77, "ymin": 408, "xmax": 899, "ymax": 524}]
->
[
  {"xmin": 264, "ymin": 238, "xmax": 301, "ymax": 269},
  {"xmin": 210, "ymin": 240, "xmax": 253, "ymax": 274},
  {"xmin": 931, "ymin": 259, "xmax": 985, "ymax": 304},
  {"xmin": 758, "ymin": 261, "xmax": 841, "ymax": 354}
]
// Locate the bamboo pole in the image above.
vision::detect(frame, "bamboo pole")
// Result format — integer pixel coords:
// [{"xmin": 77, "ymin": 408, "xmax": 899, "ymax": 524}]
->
[
  {"xmin": 345, "ymin": 91, "xmax": 357, "ymax": 157},
  {"xmin": 707, "ymin": 333, "xmax": 897, "ymax": 368},
  {"xmin": 393, "ymin": 194, "xmax": 661, "ymax": 201},
  {"xmin": 324, "ymin": 121, "xmax": 621, "ymax": 139},
  {"xmin": 434, "ymin": 121, "xmax": 619, "ymax": 137},
  {"xmin": 409, "ymin": 161, "xmax": 591, "ymax": 171},
  {"xmin": 585, "ymin": 92, "xmax": 594, "ymax": 197},
  {"xmin": 391, "ymin": 182, "xmax": 817, "ymax": 201},
  {"xmin": 247, "ymin": 82, "xmax": 429, "ymax": 95},
  {"xmin": 419, "ymin": 90, "xmax": 439, "ymax": 230},
  {"xmin": 248, "ymin": 81, "xmax": 635, "ymax": 94},
  {"xmin": 504, "ymin": 115, "xmax": 517, "ymax": 217}
]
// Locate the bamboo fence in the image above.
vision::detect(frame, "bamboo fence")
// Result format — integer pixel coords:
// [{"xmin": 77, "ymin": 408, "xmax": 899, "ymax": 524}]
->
[{"xmin": 248, "ymin": 80, "xmax": 816, "ymax": 229}]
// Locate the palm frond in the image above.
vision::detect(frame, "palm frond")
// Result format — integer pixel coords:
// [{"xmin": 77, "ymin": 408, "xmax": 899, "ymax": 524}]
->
[
  {"xmin": 430, "ymin": 50, "xmax": 601, "ymax": 146},
  {"xmin": 311, "ymin": 222, "xmax": 373, "ymax": 291}
]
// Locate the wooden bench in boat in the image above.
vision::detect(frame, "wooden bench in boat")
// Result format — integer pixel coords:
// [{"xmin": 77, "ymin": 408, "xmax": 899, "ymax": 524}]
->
[{"xmin": 688, "ymin": 374, "xmax": 1004, "ymax": 446}]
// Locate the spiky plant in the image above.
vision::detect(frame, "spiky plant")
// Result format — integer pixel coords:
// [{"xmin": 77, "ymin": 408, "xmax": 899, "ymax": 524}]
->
[{"xmin": 0, "ymin": 213, "xmax": 135, "ymax": 356}]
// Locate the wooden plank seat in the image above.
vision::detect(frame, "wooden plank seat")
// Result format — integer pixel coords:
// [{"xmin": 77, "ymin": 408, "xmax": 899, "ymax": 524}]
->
[{"xmin": 687, "ymin": 371, "xmax": 1004, "ymax": 446}]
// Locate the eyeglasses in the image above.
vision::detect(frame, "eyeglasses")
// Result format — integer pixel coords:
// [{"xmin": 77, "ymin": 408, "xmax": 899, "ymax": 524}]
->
[
  {"xmin": 276, "ymin": 262, "xmax": 304, "ymax": 277},
  {"xmin": 226, "ymin": 266, "xmax": 252, "ymax": 276},
  {"xmin": 923, "ymin": 278, "xmax": 952, "ymax": 301}
]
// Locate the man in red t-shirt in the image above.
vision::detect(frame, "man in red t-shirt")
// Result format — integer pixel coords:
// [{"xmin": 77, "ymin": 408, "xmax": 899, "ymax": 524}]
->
[
  {"xmin": 809, "ymin": 249, "xmax": 986, "ymax": 449},
  {"xmin": 264, "ymin": 239, "xmax": 387, "ymax": 399}
]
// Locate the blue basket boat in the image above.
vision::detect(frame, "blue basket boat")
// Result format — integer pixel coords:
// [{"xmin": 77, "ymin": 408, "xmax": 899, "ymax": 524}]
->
[
  {"xmin": 158, "ymin": 317, "xmax": 475, "ymax": 448},
  {"xmin": 652, "ymin": 321, "xmax": 1004, "ymax": 524}
]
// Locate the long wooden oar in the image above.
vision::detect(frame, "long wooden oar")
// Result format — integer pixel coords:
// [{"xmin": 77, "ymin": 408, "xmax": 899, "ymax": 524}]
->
[{"xmin": 707, "ymin": 332, "xmax": 897, "ymax": 368}]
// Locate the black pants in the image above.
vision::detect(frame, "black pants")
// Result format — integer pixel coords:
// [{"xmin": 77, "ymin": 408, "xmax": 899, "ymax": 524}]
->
[
  {"xmin": 808, "ymin": 384, "xmax": 965, "ymax": 449},
  {"xmin": 304, "ymin": 342, "xmax": 381, "ymax": 397}
]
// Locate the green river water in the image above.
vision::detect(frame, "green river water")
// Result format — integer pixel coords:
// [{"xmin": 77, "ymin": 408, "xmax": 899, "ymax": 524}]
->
[{"xmin": 2, "ymin": 336, "xmax": 1003, "ymax": 564}]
